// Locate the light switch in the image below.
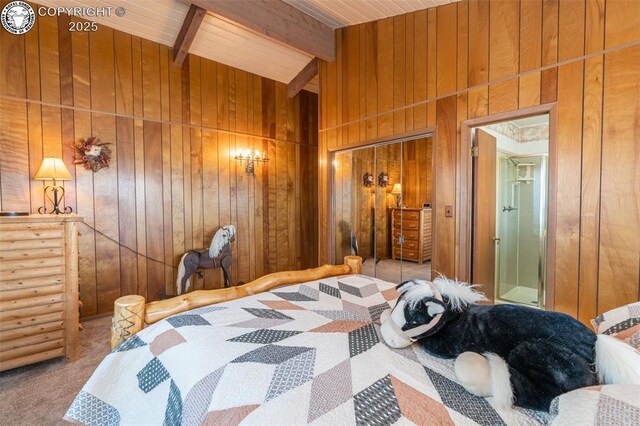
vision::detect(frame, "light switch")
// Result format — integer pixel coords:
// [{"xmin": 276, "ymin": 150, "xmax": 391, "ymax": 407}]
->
[{"xmin": 445, "ymin": 205, "xmax": 453, "ymax": 217}]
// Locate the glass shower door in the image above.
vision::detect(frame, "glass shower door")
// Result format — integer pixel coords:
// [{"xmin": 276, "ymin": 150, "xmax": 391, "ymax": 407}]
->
[{"xmin": 496, "ymin": 155, "xmax": 547, "ymax": 308}]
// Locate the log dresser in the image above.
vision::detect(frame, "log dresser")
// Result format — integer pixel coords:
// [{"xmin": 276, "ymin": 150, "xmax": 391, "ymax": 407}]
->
[
  {"xmin": 0, "ymin": 214, "xmax": 82, "ymax": 371},
  {"xmin": 391, "ymin": 207, "xmax": 432, "ymax": 264}
]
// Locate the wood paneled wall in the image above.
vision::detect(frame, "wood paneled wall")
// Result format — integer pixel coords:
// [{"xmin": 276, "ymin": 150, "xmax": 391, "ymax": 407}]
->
[
  {"xmin": 0, "ymin": 1, "xmax": 318, "ymax": 318},
  {"xmin": 319, "ymin": 0, "xmax": 640, "ymax": 321},
  {"xmin": 402, "ymin": 137, "xmax": 432, "ymax": 208}
]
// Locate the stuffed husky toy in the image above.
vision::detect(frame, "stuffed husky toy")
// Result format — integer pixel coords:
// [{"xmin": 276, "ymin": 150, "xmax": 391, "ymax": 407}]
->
[{"xmin": 380, "ymin": 278, "xmax": 640, "ymax": 411}]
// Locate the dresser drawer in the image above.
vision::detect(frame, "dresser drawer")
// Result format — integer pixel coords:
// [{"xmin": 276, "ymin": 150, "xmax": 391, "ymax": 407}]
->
[
  {"xmin": 398, "ymin": 249, "xmax": 419, "ymax": 260},
  {"xmin": 0, "ymin": 223, "xmax": 64, "ymax": 241},
  {"xmin": 393, "ymin": 219, "xmax": 420, "ymax": 230},
  {"xmin": 392, "ymin": 210, "xmax": 421, "ymax": 221},
  {"xmin": 0, "ymin": 295, "xmax": 64, "ymax": 324},
  {"xmin": 0, "ymin": 311, "xmax": 65, "ymax": 332},
  {"xmin": 398, "ymin": 230, "xmax": 420, "ymax": 241},
  {"xmin": 393, "ymin": 239, "xmax": 420, "ymax": 251}
]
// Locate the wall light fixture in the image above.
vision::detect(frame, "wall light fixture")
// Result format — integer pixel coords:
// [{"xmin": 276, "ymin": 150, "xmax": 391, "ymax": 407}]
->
[{"xmin": 235, "ymin": 149, "xmax": 269, "ymax": 176}]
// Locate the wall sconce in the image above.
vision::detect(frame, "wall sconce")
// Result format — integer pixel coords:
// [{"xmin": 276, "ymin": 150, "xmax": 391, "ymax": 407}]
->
[
  {"xmin": 235, "ymin": 149, "xmax": 269, "ymax": 176},
  {"xmin": 391, "ymin": 183, "xmax": 402, "ymax": 208},
  {"xmin": 363, "ymin": 172, "xmax": 374, "ymax": 187},
  {"xmin": 378, "ymin": 172, "xmax": 389, "ymax": 187},
  {"xmin": 34, "ymin": 157, "xmax": 73, "ymax": 214}
]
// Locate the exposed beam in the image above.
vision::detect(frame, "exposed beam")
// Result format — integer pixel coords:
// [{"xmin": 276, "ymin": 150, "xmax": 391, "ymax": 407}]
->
[
  {"xmin": 173, "ymin": 4, "xmax": 207, "ymax": 66},
  {"xmin": 184, "ymin": 0, "xmax": 335, "ymax": 62},
  {"xmin": 287, "ymin": 57, "xmax": 319, "ymax": 98}
]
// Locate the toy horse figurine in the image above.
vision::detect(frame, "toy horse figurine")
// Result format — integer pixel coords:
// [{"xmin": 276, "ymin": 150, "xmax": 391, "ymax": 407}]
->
[
  {"xmin": 175, "ymin": 225, "xmax": 236, "ymax": 295},
  {"xmin": 380, "ymin": 278, "xmax": 640, "ymax": 411}
]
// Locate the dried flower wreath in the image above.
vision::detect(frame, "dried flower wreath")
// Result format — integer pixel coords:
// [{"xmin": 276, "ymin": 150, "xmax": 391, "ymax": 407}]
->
[{"xmin": 73, "ymin": 137, "xmax": 112, "ymax": 172}]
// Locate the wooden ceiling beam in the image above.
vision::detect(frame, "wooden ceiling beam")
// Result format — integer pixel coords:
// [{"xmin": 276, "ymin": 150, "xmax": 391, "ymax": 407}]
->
[
  {"xmin": 287, "ymin": 57, "xmax": 319, "ymax": 98},
  {"xmin": 184, "ymin": 0, "xmax": 335, "ymax": 61},
  {"xmin": 173, "ymin": 4, "xmax": 207, "ymax": 66}
]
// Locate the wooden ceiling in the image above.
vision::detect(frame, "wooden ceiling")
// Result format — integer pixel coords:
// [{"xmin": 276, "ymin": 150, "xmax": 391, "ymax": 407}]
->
[
  {"xmin": 286, "ymin": 0, "xmax": 457, "ymax": 28},
  {"xmin": 34, "ymin": 0, "xmax": 459, "ymax": 93}
]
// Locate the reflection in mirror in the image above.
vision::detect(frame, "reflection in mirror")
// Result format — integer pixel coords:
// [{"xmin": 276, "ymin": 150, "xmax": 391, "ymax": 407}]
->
[
  {"xmin": 350, "ymin": 147, "xmax": 376, "ymax": 266},
  {"xmin": 394, "ymin": 137, "xmax": 433, "ymax": 283},
  {"xmin": 332, "ymin": 150, "xmax": 355, "ymax": 265},
  {"xmin": 331, "ymin": 135, "xmax": 433, "ymax": 285},
  {"xmin": 372, "ymin": 142, "xmax": 402, "ymax": 284}
]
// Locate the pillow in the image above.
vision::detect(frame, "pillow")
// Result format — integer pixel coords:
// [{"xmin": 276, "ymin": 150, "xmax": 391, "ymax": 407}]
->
[
  {"xmin": 549, "ymin": 385, "xmax": 640, "ymax": 426},
  {"xmin": 591, "ymin": 301, "xmax": 640, "ymax": 349}
]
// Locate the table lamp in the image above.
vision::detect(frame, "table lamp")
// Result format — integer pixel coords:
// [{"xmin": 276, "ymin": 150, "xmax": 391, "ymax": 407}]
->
[
  {"xmin": 34, "ymin": 157, "xmax": 73, "ymax": 214},
  {"xmin": 391, "ymin": 183, "xmax": 402, "ymax": 208}
]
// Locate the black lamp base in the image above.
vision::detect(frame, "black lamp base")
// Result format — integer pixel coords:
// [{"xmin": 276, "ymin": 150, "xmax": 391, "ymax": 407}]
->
[{"xmin": 38, "ymin": 185, "xmax": 73, "ymax": 215}]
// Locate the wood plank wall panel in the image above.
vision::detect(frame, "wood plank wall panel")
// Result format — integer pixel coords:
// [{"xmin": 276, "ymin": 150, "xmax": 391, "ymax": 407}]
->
[
  {"xmin": 319, "ymin": 0, "xmax": 640, "ymax": 322},
  {"xmin": 0, "ymin": 0, "xmax": 319, "ymax": 317},
  {"xmin": 598, "ymin": 45, "xmax": 640, "ymax": 313},
  {"xmin": 578, "ymin": 54, "xmax": 603, "ymax": 324}
]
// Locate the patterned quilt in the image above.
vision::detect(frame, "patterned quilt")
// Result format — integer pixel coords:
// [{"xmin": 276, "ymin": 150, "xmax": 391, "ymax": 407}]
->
[{"xmin": 66, "ymin": 274, "xmax": 548, "ymax": 425}]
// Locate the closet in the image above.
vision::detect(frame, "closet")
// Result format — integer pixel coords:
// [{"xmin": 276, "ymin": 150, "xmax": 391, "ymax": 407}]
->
[{"xmin": 331, "ymin": 135, "xmax": 433, "ymax": 283}]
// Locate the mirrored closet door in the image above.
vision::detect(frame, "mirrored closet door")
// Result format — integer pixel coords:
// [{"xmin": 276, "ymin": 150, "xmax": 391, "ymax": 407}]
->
[{"xmin": 331, "ymin": 135, "xmax": 432, "ymax": 284}]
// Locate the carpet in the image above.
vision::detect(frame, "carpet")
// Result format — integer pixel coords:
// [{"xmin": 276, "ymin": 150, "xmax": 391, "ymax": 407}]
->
[{"xmin": 0, "ymin": 316, "xmax": 112, "ymax": 425}]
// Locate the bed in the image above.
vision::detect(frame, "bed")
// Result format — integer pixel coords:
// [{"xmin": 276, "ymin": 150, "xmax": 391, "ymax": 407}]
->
[{"xmin": 65, "ymin": 257, "xmax": 550, "ymax": 425}]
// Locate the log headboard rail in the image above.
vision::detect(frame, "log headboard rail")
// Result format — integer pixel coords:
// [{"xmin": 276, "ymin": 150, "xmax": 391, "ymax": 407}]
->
[{"xmin": 111, "ymin": 256, "xmax": 363, "ymax": 348}]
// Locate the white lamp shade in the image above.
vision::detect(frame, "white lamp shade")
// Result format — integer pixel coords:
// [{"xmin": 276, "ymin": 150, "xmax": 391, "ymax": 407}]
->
[
  {"xmin": 34, "ymin": 157, "xmax": 72, "ymax": 181},
  {"xmin": 391, "ymin": 183, "xmax": 402, "ymax": 195}
]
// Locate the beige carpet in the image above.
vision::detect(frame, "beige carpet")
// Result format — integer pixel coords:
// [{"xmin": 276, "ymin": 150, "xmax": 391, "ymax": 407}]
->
[
  {"xmin": 0, "ymin": 316, "xmax": 112, "ymax": 425},
  {"xmin": 361, "ymin": 258, "xmax": 431, "ymax": 284}
]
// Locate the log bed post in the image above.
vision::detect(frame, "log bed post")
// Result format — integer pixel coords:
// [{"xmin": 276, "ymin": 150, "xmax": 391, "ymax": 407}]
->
[
  {"xmin": 110, "ymin": 256, "xmax": 362, "ymax": 349},
  {"xmin": 111, "ymin": 295, "xmax": 146, "ymax": 349},
  {"xmin": 344, "ymin": 255, "xmax": 362, "ymax": 274}
]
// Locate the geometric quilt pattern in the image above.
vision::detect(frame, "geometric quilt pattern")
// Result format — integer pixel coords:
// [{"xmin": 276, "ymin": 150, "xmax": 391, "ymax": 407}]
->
[
  {"xmin": 242, "ymin": 308, "xmax": 292, "ymax": 320},
  {"xmin": 64, "ymin": 391, "xmax": 120, "ymax": 426},
  {"xmin": 319, "ymin": 282, "xmax": 341, "ymax": 299},
  {"xmin": 66, "ymin": 275, "xmax": 548, "ymax": 426},
  {"xmin": 228, "ymin": 329, "xmax": 301, "ymax": 344},
  {"xmin": 166, "ymin": 314, "xmax": 210, "ymax": 328},
  {"xmin": 164, "ymin": 379, "xmax": 182, "ymax": 425},
  {"xmin": 353, "ymin": 375, "xmax": 401, "ymax": 425},
  {"xmin": 549, "ymin": 385, "xmax": 640, "ymax": 426},
  {"xmin": 308, "ymin": 359, "xmax": 352, "ymax": 422},
  {"xmin": 265, "ymin": 348, "xmax": 316, "ymax": 401},
  {"xmin": 368, "ymin": 302, "xmax": 391, "ymax": 323},
  {"xmin": 424, "ymin": 367, "xmax": 506, "ymax": 426},
  {"xmin": 113, "ymin": 334, "xmax": 147, "ymax": 352},
  {"xmin": 349, "ymin": 323, "xmax": 379, "ymax": 358},
  {"xmin": 596, "ymin": 394, "xmax": 640, "ymax": 425},
  {"xmin": 137, "ymin": 357, "xmax": 170, "ymax": 393},
  {"xmin": 181, "ymin": 367, "xmax": 226, "ymax": 426},
  {"xmin": 231, "ymin": 344, "xmax": 313, "ymax": 365}
]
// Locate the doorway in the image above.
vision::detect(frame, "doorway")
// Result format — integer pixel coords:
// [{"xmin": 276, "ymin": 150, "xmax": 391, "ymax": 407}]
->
[
  {"xmin": 331, "ymin": 134, "xmax": 433, "ymax": 284},
  {"xmin": 469, "ymin": 114, "xmax": 551, "ymax": 308}
]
